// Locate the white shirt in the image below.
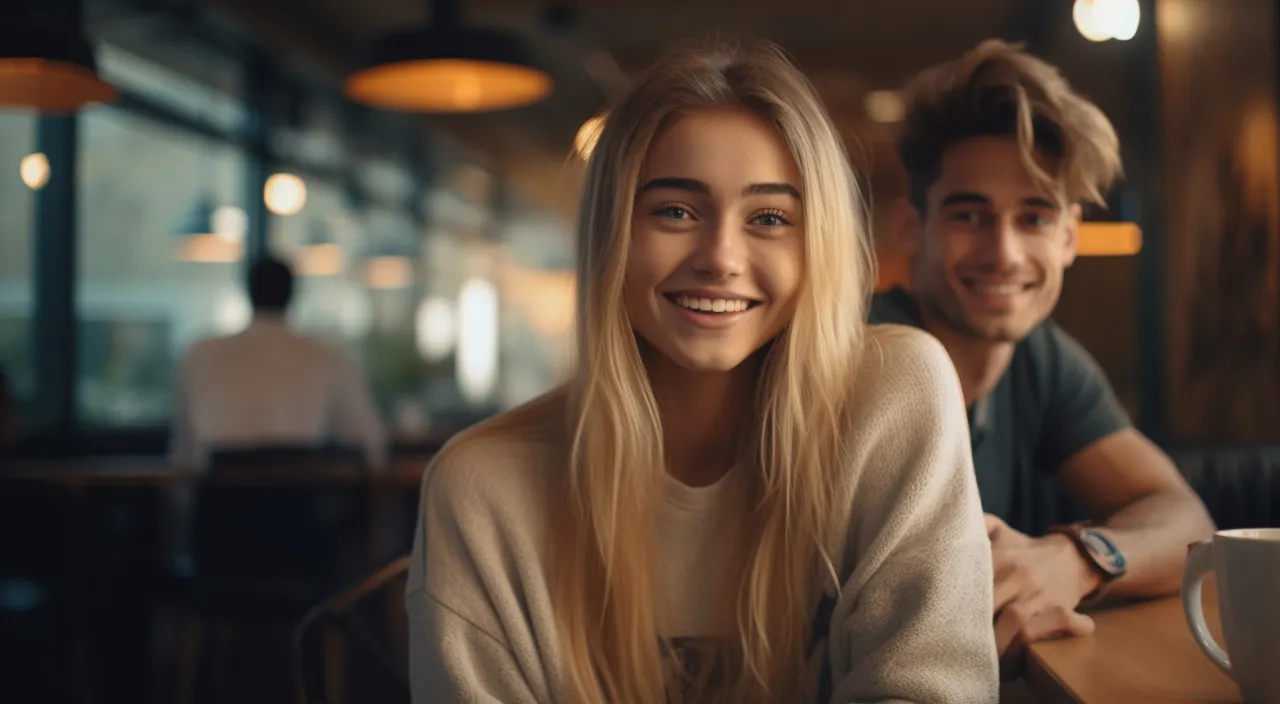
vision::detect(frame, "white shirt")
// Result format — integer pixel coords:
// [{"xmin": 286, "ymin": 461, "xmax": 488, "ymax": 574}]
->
[{"xmin": 170, "ymin": 314, "xmax": 389, "ymax": 470}]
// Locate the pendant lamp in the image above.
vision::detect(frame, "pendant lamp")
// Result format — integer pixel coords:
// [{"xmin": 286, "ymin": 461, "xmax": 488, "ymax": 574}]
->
[
  {"xmin": 175, "ymin": 198, "xmax": 242, "ymax": 263},
  {"xmin": 297, "ymin": 220, "xmax": 346, "ymax": 277},
  {"xmin": 0, "ymin": 0, "xmax": 117, "ymax": 112},
  {"xmin": 344, "ymin": 0, "xmax": 553, "ymax": 113}
]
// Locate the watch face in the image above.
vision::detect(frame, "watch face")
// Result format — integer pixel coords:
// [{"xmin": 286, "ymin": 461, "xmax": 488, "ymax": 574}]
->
[{"xmin": 1081, "ymin": 528, "xmax": 1127, "ymax": 576}]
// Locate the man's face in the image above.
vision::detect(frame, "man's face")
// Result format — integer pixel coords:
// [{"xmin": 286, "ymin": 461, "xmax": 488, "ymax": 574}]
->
[{"xmin": 908, "ymin": 135, "xmax": 1080, "ymax": 343}]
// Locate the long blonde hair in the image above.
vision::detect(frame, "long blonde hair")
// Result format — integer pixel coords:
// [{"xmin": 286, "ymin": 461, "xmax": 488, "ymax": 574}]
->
[{"xmin": 555, "ymin": 40, "xmax": 875, "ymax": 703}]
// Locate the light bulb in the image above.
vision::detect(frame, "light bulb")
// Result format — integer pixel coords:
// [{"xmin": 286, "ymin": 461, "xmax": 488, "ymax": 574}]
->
[
  {"xmin": 1074, "ymin": 0, "xmax": 1114, "ymax": 42},
  {"xmin": 1110, "ymin": 0, "xmax": 1141, "ymax": 40},
  {"xmin": 264, "ymin": 173, "xmax": 307, "ymax": 215},
  {"xmin": 20, "ymin": 152, "xmax": 49, "ymax": 190}
]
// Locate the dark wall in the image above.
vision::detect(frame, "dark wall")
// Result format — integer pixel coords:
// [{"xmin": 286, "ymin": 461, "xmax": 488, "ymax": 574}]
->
[{"xmin": 1158, "ymin": 0, "xmax": 1280, "ymax": 444}]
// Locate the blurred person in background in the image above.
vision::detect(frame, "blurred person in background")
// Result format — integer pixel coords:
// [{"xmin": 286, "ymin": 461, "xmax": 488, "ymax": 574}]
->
[
  {"xmin": 872, "ymin": 39, "xmax": 1214, "ymax": 674},
  {"xmin": 408, "ymin": 41, "xmax": 998, "ymax": 704},
  {"xmin": 169, "ymin": 256, "xmax": 387, "ymax": 469}
]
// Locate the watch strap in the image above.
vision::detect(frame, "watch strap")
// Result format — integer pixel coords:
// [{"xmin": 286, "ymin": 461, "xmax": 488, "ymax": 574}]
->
[{"xmin": 1047, "ymin": 521, "xmax": 1123, "ymax": 607}]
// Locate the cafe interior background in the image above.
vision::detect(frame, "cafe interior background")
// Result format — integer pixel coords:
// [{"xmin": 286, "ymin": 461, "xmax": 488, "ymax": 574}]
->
[{"xmin": 0, "ymin": 0, "xmax": 1277, "ymax": 702}]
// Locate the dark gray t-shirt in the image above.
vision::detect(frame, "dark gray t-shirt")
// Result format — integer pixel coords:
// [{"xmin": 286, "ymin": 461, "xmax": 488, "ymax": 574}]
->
[{"xmin": 870, "ymin": 287, "xmax": 1131, "ymax": 535}]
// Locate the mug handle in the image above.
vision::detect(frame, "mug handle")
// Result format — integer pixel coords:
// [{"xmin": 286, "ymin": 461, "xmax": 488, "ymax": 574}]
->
[{"xmin": 1182, "ymin": 540, "xmax": 1232, "ymax": 674}]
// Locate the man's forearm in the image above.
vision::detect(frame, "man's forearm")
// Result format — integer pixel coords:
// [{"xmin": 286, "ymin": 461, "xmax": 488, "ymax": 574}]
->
[{"xmin": 1098, "ymin": 489, "xmax": 1215, "ymax": 600}]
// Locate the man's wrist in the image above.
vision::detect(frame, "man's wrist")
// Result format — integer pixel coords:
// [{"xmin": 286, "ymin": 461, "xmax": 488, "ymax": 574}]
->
[{"xmin": 1050, "ymin": 533, "xmax": 1104, "ymax": 603}]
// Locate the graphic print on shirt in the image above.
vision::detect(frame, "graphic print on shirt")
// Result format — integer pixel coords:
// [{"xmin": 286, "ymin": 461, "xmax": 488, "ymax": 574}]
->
[
  {"xmin": 656, "ymin": 593, "xmax": 835, "ymax": 702},
  {"xmin": 660, "ymin": 636, "xmax": 734, "ymax": 700}
]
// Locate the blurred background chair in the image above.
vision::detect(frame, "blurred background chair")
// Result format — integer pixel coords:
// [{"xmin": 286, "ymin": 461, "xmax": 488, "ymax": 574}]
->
[
  {"xmin": 1171, "ymin": 445, "xmax": 1280, "ymax": 529},
  {"xmin": 0, "ymin": 479, "xmax": 81, "ymax": 704},
  {"xmin": 175, "ymin": 445, "xmax": 374, "ymax": 704},
  {"xmin": 293, "ymin": 556, "xmax": 411, "ymax": 704}
]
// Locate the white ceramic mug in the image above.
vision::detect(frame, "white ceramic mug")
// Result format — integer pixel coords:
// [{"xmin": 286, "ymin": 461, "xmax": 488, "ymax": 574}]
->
[{"xmin": 1182, "ymin": 528, "xmax": 1280, "ymax": 702}]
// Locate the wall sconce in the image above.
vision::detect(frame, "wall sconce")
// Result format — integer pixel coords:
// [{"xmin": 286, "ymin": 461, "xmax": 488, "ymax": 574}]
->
[{"xmin": 1078, "ymin": 222, "xmax": 1142, "ymax": 256}]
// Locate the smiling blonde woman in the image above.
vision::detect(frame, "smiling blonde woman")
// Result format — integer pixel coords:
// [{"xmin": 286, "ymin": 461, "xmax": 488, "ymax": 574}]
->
[{"xmin": 407, "ymin": 41, "xmax": 998, "ymax": 704}]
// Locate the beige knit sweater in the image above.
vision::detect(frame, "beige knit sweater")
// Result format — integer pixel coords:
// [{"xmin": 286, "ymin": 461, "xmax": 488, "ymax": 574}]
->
[{"xmin": 407, "ymin": 325, "xmax": 998, "ymax": 703}]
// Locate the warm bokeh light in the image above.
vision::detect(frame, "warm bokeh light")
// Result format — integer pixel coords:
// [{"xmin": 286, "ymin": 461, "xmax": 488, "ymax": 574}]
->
[
  {"xmin": 296, "ymin": 243, "xmax": 345, "ymax": 277},
  {"xmin": 1073, "ymin": 0, "xmax": 1141, "ymax": 42},
  {"xmin": 19, "ymin": 152, "xmax": 49, "ymax": 190},
  {"xmin": 212, "ymin": 205, "xmax": 247, "ymax": 243},
  {"xmin": 574, "ymin": 114, "xmax": 606, "ymax": 160},
  {"xmin": 504, "ymin": 268, "xmax": 575, "ymax": 335},
  {"xmin": 1077, "ymin": 222, "xmax": 1143, "ymax": 256},
  {"xmin": 345, "ymin": 60, "xmax": 553, "ymax": 113},
  {"xmin": 264, "ymin": 173, "xmax": 307, "ymax": 215},
  {"xmin": 178, "ymin": 235, "xmax": 243, "ymax": 263},
  {"xmin": 457, "ymin": 277, "xmax": 499, "ymax": 404},
  {"xmin": 863, "ymin": 90, "xmax": 905, "ymax": 124},
  {"xmin": 364, "ymin": 255, "xmax": 414, "ymax": 289},
  {"xmin": 415, "ymin": 297, "xmax": 457, "ymax": 362}
]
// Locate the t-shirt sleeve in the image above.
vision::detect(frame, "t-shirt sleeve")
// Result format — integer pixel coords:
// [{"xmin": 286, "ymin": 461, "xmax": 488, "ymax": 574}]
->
[{"xmin": 1036, "ymin": 323, "xmax": 1132, "ymax": 471}]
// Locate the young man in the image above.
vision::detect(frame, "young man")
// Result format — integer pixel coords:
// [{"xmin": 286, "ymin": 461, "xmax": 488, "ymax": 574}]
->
[
  {"xmin": 873, "ymin": 40, "xmax": 1214, "ymax": 672},
  {"xmin": 170, "ymin": 256, "xmax": 388, "ymax": 470}
]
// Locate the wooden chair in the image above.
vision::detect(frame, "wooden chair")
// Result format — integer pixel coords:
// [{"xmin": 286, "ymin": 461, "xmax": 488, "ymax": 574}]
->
[
  {"xmin": 176, "ymin": 445, "xmax": 373, "ymax": 704},
  {"xmin": 292, "ymin": 556, "xmax": 411, "ymax": 704}
]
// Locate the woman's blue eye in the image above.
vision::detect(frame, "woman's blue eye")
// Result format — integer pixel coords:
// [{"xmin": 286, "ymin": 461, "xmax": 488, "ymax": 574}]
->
[
  {"xmin": 655, "ymin": 205, "xmax": 691, "ymax": 219},
  {"xmin": 753, "ymin": 212, "xmax": 789, "ymax": 227}
]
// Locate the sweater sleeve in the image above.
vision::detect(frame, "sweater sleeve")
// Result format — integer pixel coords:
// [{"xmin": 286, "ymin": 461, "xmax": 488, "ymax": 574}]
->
[
  {"xmin": 829, "ymin": 330, "xmax": 999, "ymax": 704},
  {"xmin": 407, "ymin": 587, "xmax": 540, "ymax": 703},
  {"xmin": 406, "ymin": 436, "xmax": 559, "ymax": 704}
]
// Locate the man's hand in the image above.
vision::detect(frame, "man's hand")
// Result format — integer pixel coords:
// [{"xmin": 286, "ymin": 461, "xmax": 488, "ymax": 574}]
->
[{"xmin": 986, "ymin": 514, "xmax": 1101, "ymax": 678}]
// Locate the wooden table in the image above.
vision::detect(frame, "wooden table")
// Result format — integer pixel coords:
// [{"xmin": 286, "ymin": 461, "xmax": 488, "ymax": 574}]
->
[
  {"xmin": 1026, "ymin": 580, "xmax": 1241, "ymax": 704},
  {"xmin": 0, "ymin": 454, "xmax": 432, "ymax": 487}
]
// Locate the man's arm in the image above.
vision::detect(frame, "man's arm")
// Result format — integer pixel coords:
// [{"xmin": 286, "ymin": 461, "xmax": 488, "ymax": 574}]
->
[
  {"xmin": 989, "ymin": 324, "xmax": 1214, "ymax": 672},
  {"xmin": 1057, "ymin": 428, "xmax": 1215, "ymax": 600},
  {"xmin": 1037, "ymin": 323, "xmax": 1214, "ymax": 602}
]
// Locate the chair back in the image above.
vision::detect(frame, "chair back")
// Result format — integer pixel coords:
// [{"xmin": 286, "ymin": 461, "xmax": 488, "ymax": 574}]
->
[
  {"xmin": 192, "ymin": 445, "xmax": 372, "ymax": 597},
  {"xmin": 293, "ymin": 556, "xmax": 411, "ymax": 704},
  {"xmin": 1172, "ymin": 445, "xmax": 1280, "ymax": 529}
]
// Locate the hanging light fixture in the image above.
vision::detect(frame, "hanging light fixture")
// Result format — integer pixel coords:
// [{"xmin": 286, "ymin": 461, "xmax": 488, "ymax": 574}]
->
[
  {"xmin": 296, "ymin": 220, "xmax": 345, "ymax": 277},
  {"xmin": 0, "ymin": 0, "xmax": 118, "ymax": 112},
  {"xmin": 345, "ymin": 0, "xmax": 553, "ymax": 113},
  {"xmin": 364, "ymin": 251, "xmax": 415, "ymax": 289},
  {"xmin": 175, "ymin": 199, "xmax": 243, "ymax": 263}
]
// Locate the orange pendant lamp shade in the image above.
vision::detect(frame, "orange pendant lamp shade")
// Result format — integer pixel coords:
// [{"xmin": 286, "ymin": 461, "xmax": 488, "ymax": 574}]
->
[
  {"xmin": 0, "ymin": 23, "xmax": 117, "ymax": 113},
  {"xmin": 344, "ymin": 0, "xmax": 552, "ymax": 113}
]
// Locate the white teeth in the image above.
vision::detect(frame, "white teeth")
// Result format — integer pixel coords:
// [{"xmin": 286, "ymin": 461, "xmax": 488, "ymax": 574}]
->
[
  {"xmin": 674, "ymin": 296, "xmax": 750, "ymax": 313},
  {"xmin": 971, "ymin": 283, "xmax": 1021, "ymax": 296}
]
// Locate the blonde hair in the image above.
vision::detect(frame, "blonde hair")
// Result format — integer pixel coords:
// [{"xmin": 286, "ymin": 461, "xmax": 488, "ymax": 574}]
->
[
  {"xmin": 900, "ymin": 39, "xmax": 1123, "ymax": 210},
  {"xmin": 555, "ymin": 40, "xmax": 875, "ymax": 702}
]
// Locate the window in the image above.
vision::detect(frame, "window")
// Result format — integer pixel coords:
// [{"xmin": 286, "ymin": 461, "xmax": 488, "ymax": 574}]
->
[
  {"xmin": 77, "ymin": 107, "xmax": 247, "ymax": 428},
  {"xmin": 496, "ymin": 207, "xmax": 575, "ymax": 409},
  {"xmin": 0, "ymin": 112, "xmax": 38, "ymax": 418}
]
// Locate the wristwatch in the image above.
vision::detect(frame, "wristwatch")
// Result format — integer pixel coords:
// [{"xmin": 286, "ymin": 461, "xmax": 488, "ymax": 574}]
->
[{"xmin": 1047, "ymin": 521, "xmax": 1127, "ymax": 607}]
